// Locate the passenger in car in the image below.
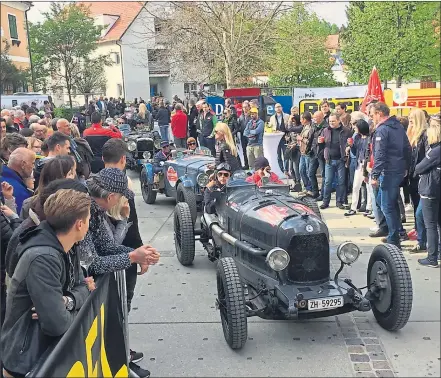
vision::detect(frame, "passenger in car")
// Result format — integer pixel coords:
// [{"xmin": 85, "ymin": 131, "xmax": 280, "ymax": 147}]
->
[
  {"xmin": 204, "ymin": 163, "xmax": 231, "ymax": 214},
  {"xmin": 186, "ymin": 137, "xmax": 197, "ymax": 151},
  {"xmin": 246, "ymin": 156, "xmax": 283, "ymax": 187},
  {"xmin": 153, "ymin": 141, "xmax": 171, "ymax": 174}
]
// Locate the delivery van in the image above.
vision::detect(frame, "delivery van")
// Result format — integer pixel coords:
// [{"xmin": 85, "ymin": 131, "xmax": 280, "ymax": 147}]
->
[{"xmin": 0, "ymin": 93, "xmax": 49, "ymax": 110}]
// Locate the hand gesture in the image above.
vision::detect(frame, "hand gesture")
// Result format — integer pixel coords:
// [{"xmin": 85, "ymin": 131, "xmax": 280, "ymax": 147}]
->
[
  {"xmin": 138, "ymin": 264, "xmax": 149, "ymax": 275},
  {"xmin": 129, "ymin": 245, "xmax": 160, "ymax": 265},
  {"xmin": 1, "ymin": 182, "xmax": 13, "ymax": 200},
  {"xmin": 120, "ymin": 201, "xmax": 130, "ymax": 218},
  {"xmin": 1, "ymin": 205, "xmax": 15, "ymax": 218}
]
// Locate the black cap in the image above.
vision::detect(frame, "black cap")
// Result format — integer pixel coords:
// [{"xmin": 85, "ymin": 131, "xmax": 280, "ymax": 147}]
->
[
  {"xmin": 97, "ymin": 168, "xmax": 134, "ymax": 200},
  {"xmin": 254, "ymin": 156, "xmax": 269, "ymax": 170}
]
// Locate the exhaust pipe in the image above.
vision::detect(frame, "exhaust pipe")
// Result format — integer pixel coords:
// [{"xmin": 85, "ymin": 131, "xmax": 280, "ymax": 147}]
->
[{"xmin": 204, "ymin": 213, "xmax": 267, "ymax": 256}]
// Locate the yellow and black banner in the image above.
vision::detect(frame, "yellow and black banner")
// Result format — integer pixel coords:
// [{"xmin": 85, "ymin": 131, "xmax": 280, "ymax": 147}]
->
[{"xmin": 28, "ymin": 274, "xmax": 128, "ymax": 378}]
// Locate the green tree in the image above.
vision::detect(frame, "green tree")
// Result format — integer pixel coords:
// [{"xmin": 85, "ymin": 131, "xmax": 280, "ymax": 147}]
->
[
  {"xmin": 0, "ymin": 39, "xmax": 29, "ymax": 94},
  {"xmin": 73, "ymin": 58, "xmax": 107, "ymax": 105},
  {"xmin": 266, "ymin": 5, "xmax": 338, "ymax": 87},
  {"xmin": 341, "ymin": 2, "xmax": 441, "ymax": 86},
  {"xmin": 29, "ymin": 3, "xmax": 106, "ymax": 108}
]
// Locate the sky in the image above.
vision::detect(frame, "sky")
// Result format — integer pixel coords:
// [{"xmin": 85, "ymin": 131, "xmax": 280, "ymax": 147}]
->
[{"xmin": 28, "ymin": 1, "xmax": 349, "ymax": 25}]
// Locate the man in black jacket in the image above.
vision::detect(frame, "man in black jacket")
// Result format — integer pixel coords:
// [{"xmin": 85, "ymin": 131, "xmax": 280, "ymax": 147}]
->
[
  {"xmin": 102, "ymin": 138, "xmax": 151, "ymax": 376},
  {"xmin": 154, "ymin": 101, "xmax": 171, "ymax": 142},
  {"xmin": 1, "ymin": 189, "xmax": 90, "ymax": 378},
  {"xmin": 187, "ymin": 99, "xmax": 199, "ymax": 139}
]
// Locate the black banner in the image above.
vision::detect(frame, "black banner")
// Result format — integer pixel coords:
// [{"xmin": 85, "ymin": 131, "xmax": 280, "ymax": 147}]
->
[{"xmin": 29, "ymin": 273, "xmax": 128, "ymax": 377}]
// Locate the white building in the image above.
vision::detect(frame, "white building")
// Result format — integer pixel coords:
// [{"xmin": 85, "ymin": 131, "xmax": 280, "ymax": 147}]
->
[{"xmin": 78, "ymin": 1, "xmax": 191, "ymax": 103}]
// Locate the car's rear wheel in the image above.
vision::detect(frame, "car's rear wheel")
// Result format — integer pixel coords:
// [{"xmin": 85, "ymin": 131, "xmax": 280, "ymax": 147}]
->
[
  {"xmin": 177, "ymin": 183, "xmax": 197, "ymax": 224},
  {"xmin": 367, "ymin": 244, "xmax": 413, "ymax": 331},
  {"xmin": 216, "ymin": 257, "xmax": 247, "ymax": 349},
  {"xmin": 174, "ymin": 202, "xmax": 195, "ymax": 266},
  {"xmin": 298, "ymin": 195, "xmax": 322, "ymax": 219},
  {"xmin": 140, "ymin": 168, "xmax": 157, "ymax": 204}
]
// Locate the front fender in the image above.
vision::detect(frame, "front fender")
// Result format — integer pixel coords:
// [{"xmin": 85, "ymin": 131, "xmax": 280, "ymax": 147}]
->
[
  {"xmin": 179, "ymin": 176, "xmax": 194, "ymax": 188},
  {"xmin": 143, "ymin": 163, "xmax": 155, "ymax": 184}
]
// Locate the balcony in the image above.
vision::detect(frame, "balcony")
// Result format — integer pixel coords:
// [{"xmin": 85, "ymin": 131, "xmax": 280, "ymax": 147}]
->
[{"xmin": 148, "ymin": 61, "xmax": 170, "ymax": 77}]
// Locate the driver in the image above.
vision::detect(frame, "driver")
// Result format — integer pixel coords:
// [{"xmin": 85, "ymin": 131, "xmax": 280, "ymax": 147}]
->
[
  {"xmin": 246, "ymin": 156, "xmax": 283, "ymax": 187},
  {"xmin": 153, "ymin": 141, "xmax": 171, "ymax": 173},
  {"xmin": 204, "ymin": 163, "xmax": 231, "ymax": 214},
  {"xmin": 187, "ymin": 137, "xmax": 197, "ymax": 151}
]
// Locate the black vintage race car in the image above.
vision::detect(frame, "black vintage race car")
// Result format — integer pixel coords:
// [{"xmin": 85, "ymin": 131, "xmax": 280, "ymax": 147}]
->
[
  {"xmin": 123, "ymin": 125, "xmax": 161, "ymax": 171},
  {"xmin": 173, "ymin": 171, "xmax": 413, "ymax": 349}
]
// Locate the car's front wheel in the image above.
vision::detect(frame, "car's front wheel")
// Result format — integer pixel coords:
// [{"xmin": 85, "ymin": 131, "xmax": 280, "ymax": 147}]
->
[
  {"xmin": 140, "ymin": 168, "xmax": 157, "ymax": 204},
  {"xmin": 367, "ymin": 244, "xmax": 413, "ymax": 331},
  {"xmin": 174, "ymin": 202, "xmax": 195, "ymax": 266},
  {"xmin": 177, "ymin": 183, "xmax": 197, "ymax": 224},
  {"xmin": 216, "ymin": 257, "xmax": 247, "ymax": 349}
]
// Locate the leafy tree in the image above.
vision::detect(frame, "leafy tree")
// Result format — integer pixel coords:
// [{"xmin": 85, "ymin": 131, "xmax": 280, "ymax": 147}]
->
[
  {"xmin": 138, "ymin": 2, "xmax": 290, "ymax": 88},
  {"xmin": 73, "ymin": 58, "xmax": 108, "ymax": 105},
  {"xmin": 29, "ymin": 3, "xmax": 107, "ymax": 108},
  {"xmin": 341, "ymin": 2, "xmax": 441, "ymax": 86},
  {"xmin": 266, "ymin": 5, "xmax": 338, "ymax": 87},
  {"xmin": 0, "ymin": 39, "xmax": 29, "ymax": 94}
]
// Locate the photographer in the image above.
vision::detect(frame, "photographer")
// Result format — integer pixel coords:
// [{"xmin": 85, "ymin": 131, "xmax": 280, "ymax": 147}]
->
[{"xmin": 246, "ymin": 156, "xmax": 283, "ymax": 187}]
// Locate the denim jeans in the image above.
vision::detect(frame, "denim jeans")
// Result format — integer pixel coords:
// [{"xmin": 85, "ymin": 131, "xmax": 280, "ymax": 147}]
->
[
  {"xmin": 379, "ymin": 173, "xmax": 405, "ymax": 245},
  {"xmin": 323, "ymin": 159, "xmax": 346, "ymax": 205},
  {"xmin": 309, "ymin": 154, "xmax": 325, "ymax": 197},
  {"xmin": 415, "ymin": 201, "xmax": 426, "ymax": 248},
  {"xmin": 299, "ymin": 155, "xmax": 311, "ymax": 191},
  {"xmin": 199, "ymin": 135, "xmax": 216, "ymax": 156},
  {"xmin": 159, "ymin": 125, "xmax": 169, "ymax": 141},
  {"xmin": 290, "ymin": 151, "xmax": 301, "ymax": 183},
  {"xmin": 421, "ymin": 197, "xmax": 441, "ymax": 261},
  {"xmin": 277, "ymin": 138, "xmax": 288, "ymax": 173}
]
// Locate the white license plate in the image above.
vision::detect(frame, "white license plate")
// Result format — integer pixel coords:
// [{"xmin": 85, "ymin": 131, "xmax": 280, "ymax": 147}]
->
[{"xmin": 308, "ymin": 296, "xmax": 344, "ymax": 311}]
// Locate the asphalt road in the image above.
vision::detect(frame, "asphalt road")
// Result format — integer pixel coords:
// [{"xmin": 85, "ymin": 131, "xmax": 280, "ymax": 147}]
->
[{"xmin": 127, "ymin": 172, "xmax": 440, "ymax": 377}]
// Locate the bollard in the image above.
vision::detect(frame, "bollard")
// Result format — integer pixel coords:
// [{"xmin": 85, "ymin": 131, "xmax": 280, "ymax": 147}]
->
[{"xmin": 115, "ymin": 270, "xmax": 139, "ymax": 378}]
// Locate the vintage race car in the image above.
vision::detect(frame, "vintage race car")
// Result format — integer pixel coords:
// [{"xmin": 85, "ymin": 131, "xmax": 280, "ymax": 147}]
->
[
  {"xmin": 140, "ymin": 148, "xmax": 215, "ymax": 223},
  {"xmin": 124, "ymin": 126, "xmax": 161, "ymax": 171},
  {"xmin": 173, "ymin": 171, "xmax": 413, "ymax": 349}
]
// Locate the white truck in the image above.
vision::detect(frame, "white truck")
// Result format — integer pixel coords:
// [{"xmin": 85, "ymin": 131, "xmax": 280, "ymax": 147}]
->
[{"xmin": 0, "ymin": 93, "xmax": 49, "ymax": 110}]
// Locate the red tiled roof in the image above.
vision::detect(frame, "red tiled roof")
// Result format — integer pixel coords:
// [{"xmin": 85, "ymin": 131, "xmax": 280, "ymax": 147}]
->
[
  {"xmin": 79, "ymin": 1, "xmax": 144, "ymax": 42},
  {"xmin": 325, "ymin": 34, "xmax": 340, "ymax": 50}
]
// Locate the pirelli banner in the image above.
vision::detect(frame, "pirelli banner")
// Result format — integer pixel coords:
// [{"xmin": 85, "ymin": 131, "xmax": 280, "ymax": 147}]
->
[{"xmin": 29, "ymin": 273, "xmax": 128, "ymax": 378}]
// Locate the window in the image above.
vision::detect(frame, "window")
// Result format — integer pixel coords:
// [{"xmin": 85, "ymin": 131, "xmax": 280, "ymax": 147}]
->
[
  {"xmin": 8, "ymin": 14, "xmax": 18, "ymax": 40},
  {"xmin": 111, "ymin": 52, "xmax": 120, "ymax": 64},
  {"xmin": 117, "ymin": 84, "xmax": 123, "ymax": 97}
]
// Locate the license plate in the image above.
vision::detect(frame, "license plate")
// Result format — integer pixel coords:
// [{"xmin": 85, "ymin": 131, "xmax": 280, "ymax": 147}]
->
[{"xmin": 308, "ymin": 296, "xmax": 344, "ymax": 311}]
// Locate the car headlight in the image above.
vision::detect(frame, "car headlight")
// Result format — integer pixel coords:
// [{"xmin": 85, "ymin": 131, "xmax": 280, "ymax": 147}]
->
[
  {"xmin": 197, "ymin": 173, "xmax": 209, "ymax": 187},
  {"xmin": 143, "ymin": 151, "xmax": 151, "ymax": 159},
  {"xmin": 154, "ymin": 139, "xmax": 161, "ymax": 149},
  {"xmin": 127, "ymin": 141, "xmax": 137, "ymax": 151},
  {"xmin": 266, "ymin": 248, "xmax": 290, "ymax": 271},
  {"xmin": 337, "ymin": 242, "xmax": 361, "ymax": 265}
]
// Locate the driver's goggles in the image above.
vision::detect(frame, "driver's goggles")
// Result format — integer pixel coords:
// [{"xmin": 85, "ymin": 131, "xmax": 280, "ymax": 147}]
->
[{"xmin": 217, "ymin": 172, "xmax": 230, "ymax": 178}]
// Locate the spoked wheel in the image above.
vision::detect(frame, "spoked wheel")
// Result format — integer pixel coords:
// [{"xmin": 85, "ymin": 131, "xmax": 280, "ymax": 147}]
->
[
  {"xmin": 174, "ymin": 202, "xmax": 195, "ymax": 266},
  {"xmin": 140, "ymin": 168, "xmax": 157, "ymax": 204},
  {"xmin": 216, "ymin": 257, "xmax": 247, "ymax": 349},
  {"xmin": 298, "ymin": 195, "xmax": 322, "ymax": 219},
  {"xmin": 367, "ymin": 244, "xmax": 413, "ymax": 331},
  {"xmin": 177, "ymin": 183, "xmax": 197, "ymax": 224}
]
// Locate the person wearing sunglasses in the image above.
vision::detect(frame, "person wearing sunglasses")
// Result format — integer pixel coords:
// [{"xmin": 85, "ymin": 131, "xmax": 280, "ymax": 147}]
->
[
  {"xmin": 204, "ymin": 163, "xmax": 231, "ymax": 214},
  {"xmin": 186, "ymin": 137, "xmax": 197, "ymax": 151}
]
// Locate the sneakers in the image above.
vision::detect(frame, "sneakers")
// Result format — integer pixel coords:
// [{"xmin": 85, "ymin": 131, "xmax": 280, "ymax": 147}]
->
[
  {"xmin": 316, "ymin": 196, "xmax": 323, "ymax": 201},
  {"xmin": 418, "ymin": 258, "xmax": 439, "ymax": 268},
  {"xmin": 363, "ymin": 210, "xmax": 372, "ymax": 217},
  {"xmin": 369, "ymin": 229, "xmax": 388, "ymax": 237},
  {"xmin": 409, "ymin": 244, "xmax": 426, "ymax": 254},
  {"xmin": 130, "ymin": 349, "xmax": 144, "ymax": 363},
  {"xmin": 129, "ymin": 362, "xmax": 150, "ymax": 378},
  {"xmin": 320, "ymin": 203, "xmax": 329, "ymax": 209},
  {"xmin": 336, "ymin": 202, "xmax": 345, "ymax": 210},
  {"xmin": 345, "ymin": 209, "xmax": 357, "ymax": 216},
  {"xmin": 405, "ymin": 203, "xmax": 413, "ymax": 212},
  {"xmin": 291, "ymin": 182, "xmax": 302, "ymax": 192}
]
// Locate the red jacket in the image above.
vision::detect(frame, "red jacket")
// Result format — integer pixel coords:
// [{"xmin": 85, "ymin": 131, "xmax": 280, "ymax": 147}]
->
[
  {"xmin": 246, "ymin": 172, "xmax": 283, "ymax": 187},
  {"xmin": 171, "ymin": 110, "xmax": 188, "ymax": 138}
]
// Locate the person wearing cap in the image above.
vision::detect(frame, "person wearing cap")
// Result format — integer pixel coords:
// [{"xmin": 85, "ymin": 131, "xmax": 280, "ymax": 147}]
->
[
  {"xmin": 153, "ymin": 141, "xmax": 171, "ymax": 173},
  {"xmin": 187, "ymin": 137, "xmax": 197, "ymax": 151},
  {"xmin": 246, "ymin": 156, "xmax": 283, "ymax": 187},
  {"xmin": 204, "ymin": 163, "xmax": 231, "ymax": 214},
  {"xmin": 243, "ymin": 107, "xmax": 264, "ymax": 169}
]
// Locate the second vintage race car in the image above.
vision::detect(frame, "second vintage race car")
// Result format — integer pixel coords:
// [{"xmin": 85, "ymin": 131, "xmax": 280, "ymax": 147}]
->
[
  {"xmin": 173, "ymin": 171, "xmax": 413, "ymax": 349},
  {"xmin": 140, "ymin": 148, "xmax": 215, "ymax": 223}
]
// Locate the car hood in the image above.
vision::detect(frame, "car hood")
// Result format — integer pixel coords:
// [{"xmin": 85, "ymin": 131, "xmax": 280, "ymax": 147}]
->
[{"xmin": 167, "ymin": 155, "xmax": 214, "ymax": 170}]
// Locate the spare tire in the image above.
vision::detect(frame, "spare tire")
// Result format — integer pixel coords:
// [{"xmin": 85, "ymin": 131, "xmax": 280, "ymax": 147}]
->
[{"xmin": 298, "ymin": 195, "xmax": 322, "ymax": 219}]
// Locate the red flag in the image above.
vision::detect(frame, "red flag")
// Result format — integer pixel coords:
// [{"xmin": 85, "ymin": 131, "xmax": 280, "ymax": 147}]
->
[{"xmin": 360, "ymin": 67, "xmax": 385, "ymax": 114}]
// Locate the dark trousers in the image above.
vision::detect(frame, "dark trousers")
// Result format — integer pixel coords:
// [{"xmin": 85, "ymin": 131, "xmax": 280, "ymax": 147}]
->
[
  {"xmin": 290, "ymin": 150, "xmax": 301, "ymax": 183},
  {"xmin": 239, "ymin": 133, "xmax": 249, "ymax": 169},
  {"xmin": 378, "ymin": 173, "xmax": 404, "ymax": 245},
  {"xmin": 126, "ymin": 263, "xmax": 138, "ymax": 313},
  {"xmin": 421, "ymin": 197, "xmax": 441, "ymax": 262},
  {"xmin": 323, "ymin": 159, "xmax": 346, "ymax": 205},
  {"xmin": 309, "ymin": 154, "xmax": 325, "ymax": 197},
  {"xmin": 277, "ymin": 138, "xmax": 288, "ymax": 173},
  {"xmin": 199, "ymin": 135, "xmax": 216, "ymax": 157},
  {"xmin": 409, "ymin": 178, "xmax": 421, "ymax": 229}
]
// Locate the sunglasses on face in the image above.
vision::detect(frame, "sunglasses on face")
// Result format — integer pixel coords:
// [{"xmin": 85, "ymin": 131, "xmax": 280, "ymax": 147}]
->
[
  {"xmin": 188, "ymin": 142, "xmax": 196, "ymax": 146},
  {"xmin": 217, "ymin": 172, "xmax": 230, "ymax": 178}
]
